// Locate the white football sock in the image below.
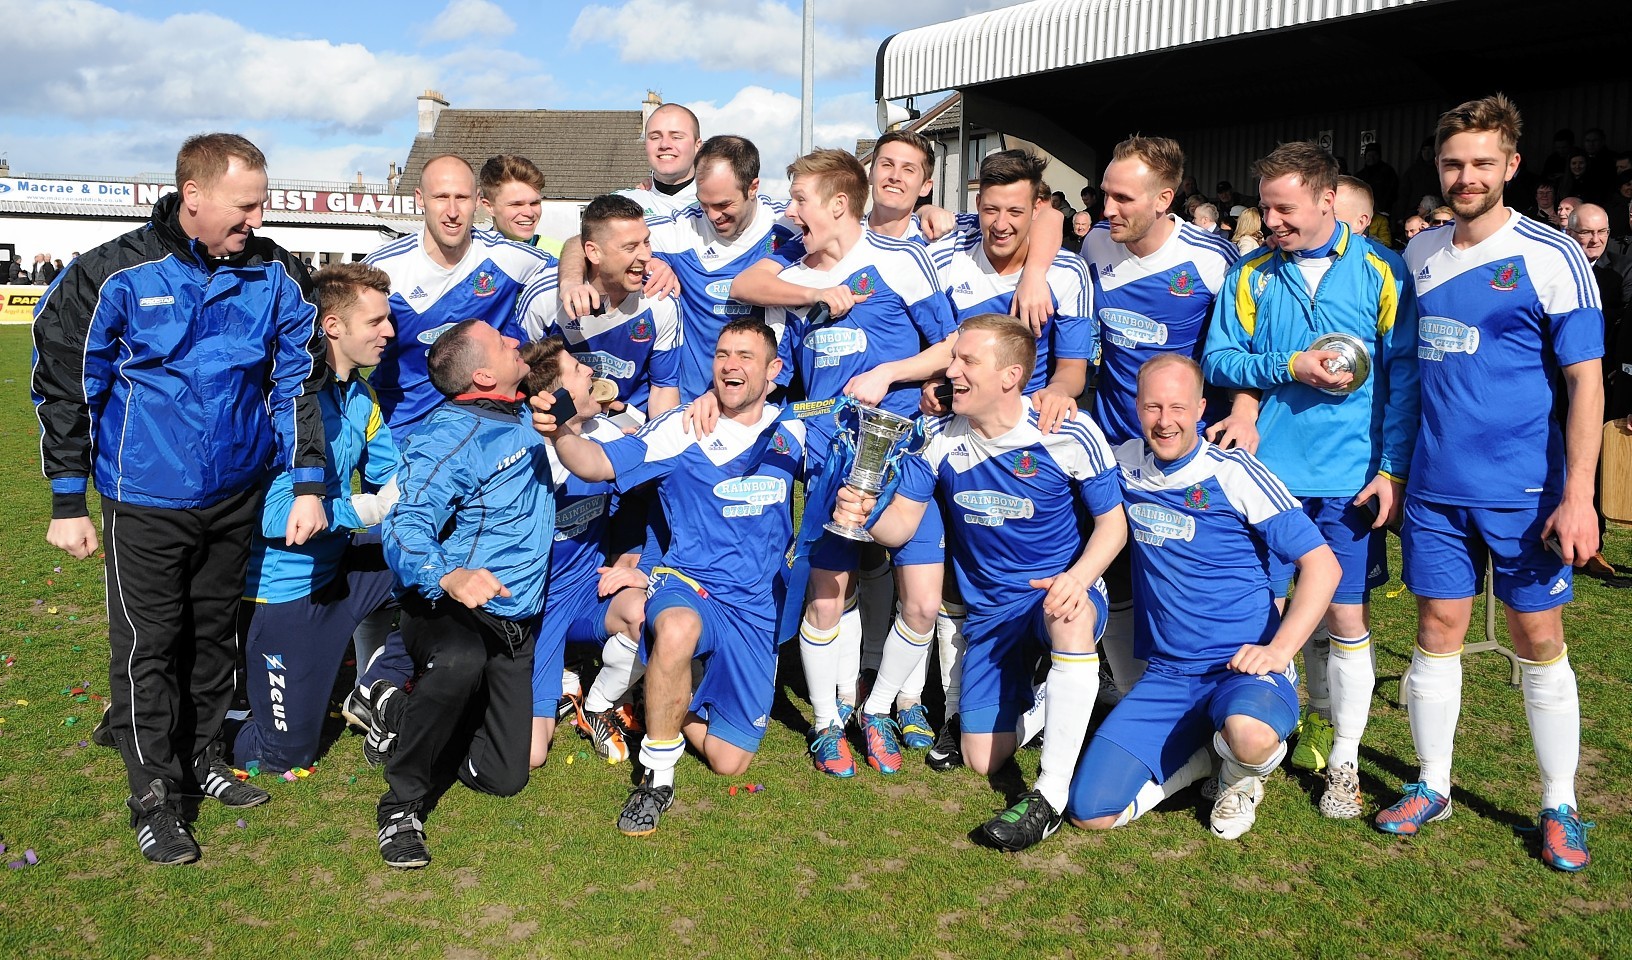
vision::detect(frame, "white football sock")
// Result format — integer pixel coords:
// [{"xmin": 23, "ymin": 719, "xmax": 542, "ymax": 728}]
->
[
  {"xmin": 1113, "ymin": 748, "xmax": 1213, "ymax": 827},
  {"xmin": 936, "ymin": 601, "xmax": 966, "ymax": 717},
  {"xmin": 1033, "ymin": 650, "xmax": 1099, "ymax": 813},
  {"xmin": 585, "ymin": 632, "xmax": 643, "ymax": 714},
  {"xmin": 1520, "ymin": 646, "xmax": 1580, "ymax": 811},
  {"xmin": 1407, "ymin": 644, "xmax": 1462, "ymax": 796},
  {"xmin": 1098, "ymin": 601, "xmax": 1145, "ymax": 694},
  {"xmin": 864, "ymin": 613, "xmax": 932, "ymax": 716},
  {"xmin": 836, "ymin": 600, "xmax": 862, "ymax": 705},
  {"xmin": 1215, "ymin": 730, "xmax": 1287, "ymax": 785},
  {"xmin": 1327, "ymin": 631, "xmax": 1375, "ymax": 769},
  {"xmin": 800, "ymin": 617, "xmax": 842, "ymax": 729},
  {"xmin": 638, "ymin": 735, "xmax": 684, "ymax": 789}
]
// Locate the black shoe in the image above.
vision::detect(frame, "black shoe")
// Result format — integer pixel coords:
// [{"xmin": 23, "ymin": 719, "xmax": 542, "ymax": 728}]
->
[
  {"xmin": 926, "ymin": 714, "xmax": 964, "ymax": 772},
  {"xmin": 201, "ymin": 760, "xmax": 270, "ymax": 808},
  {"xmin": 128, "ymin": 780, "xmax": 200, "ymax": 866},
  {"xmin": 979, "ymin": 789, "xmax": 1063, "ymax": 852},
  {"xmin": 340, "ymin": 686, "xmax": 374, "ymax": 735},
  {"xmin": 617, "ymin": 774, "xmax": 674, "ymax": 837},
  {"xmin": 90, "ymin": 703, "xmax": 118, "ymax": 749},
  {"xmin": 378, "ymin": 811, "xmax": 431, "ymax": 868},
  {"xmin": 364, "ymin": 680, "xmax": 401, "ymax": 768}
]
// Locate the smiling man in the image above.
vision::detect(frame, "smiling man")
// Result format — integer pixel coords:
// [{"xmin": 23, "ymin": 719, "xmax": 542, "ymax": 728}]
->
[
  {"xmin": 1070, "ymin": 354, "xmax": 1338, "ymax": 841},
  {"xmin": 479, "ymin": 154, "xmax": 546, "ymax": 246},
  {"xmin": 542, "ymin": 320, "xmax": 807, "ymax": 837},
  {"xmin": 364, "ymin": 154, "xmax": 557, "ymax": 439},
  {"xmin": 237, "ymin": 262, "xmax": 408, "ymax": 777},
  {"xmin": 32, "ymin": 133, "xmax": 330, "ymax": 865},
  {"xmin": 833, "ymin": 314, "xmax": 1125, "ymax": 852},
  {"xmin": 1383, "ymin": 95, "xmax": 1602, "ymax": 872},
  {"xmin": 619, "ymin": 102, "xmax": 702, "ymax": 218},
  {"xmin": 1202, "ymin": 140, "xmax": 1421, "ymax": 819}
]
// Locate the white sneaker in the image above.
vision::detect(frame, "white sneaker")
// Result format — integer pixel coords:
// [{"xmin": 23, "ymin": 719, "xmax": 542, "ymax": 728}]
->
[
  {"xmin": 1318, "ymin": 761, "xmax": 1364, "ymax": 819},
  {"xmin": 1209, "ymin": 775, "xmax": 1265, "ymax": 840}
]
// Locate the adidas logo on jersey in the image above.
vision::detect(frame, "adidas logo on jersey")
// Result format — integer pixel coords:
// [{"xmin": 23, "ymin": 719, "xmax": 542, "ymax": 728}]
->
[
  {"xmin": 948, "ymin": 442, "xmax": 970, "ymax": 458},
  {"xmin": 407, "ymin": 285, "xmax": 427, "ymax": 300},
  {"xmin": 709, "ymin": 439, "xmax": 726, "ymax": 451},
  {"xmin": 1099, "ymin": 264, "xmax": 1115, "ymax": 278},
  {"xmin": 1415, "ymin": 266, "xmax": 1431, "ymax": 283},
  {"xmin": 1550, "ymin": 578, "xmax": 1569, "ymax": 596},
  {"xmin": 703, "ymin": 245, "xmax": 720, "ymax": 260},
  {"xmin": 954, "ymin": 282, "xmax": 973, "ymax": 294}
]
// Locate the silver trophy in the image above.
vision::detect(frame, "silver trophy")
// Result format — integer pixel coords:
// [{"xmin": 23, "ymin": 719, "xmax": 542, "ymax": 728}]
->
[
  {"xmin": 1308, "ymin": 332, "xmax": 1372, "ymax": 397},
  {"xmin": 824, "ymin": 404, "xmax": 916, "ymax": 542}
]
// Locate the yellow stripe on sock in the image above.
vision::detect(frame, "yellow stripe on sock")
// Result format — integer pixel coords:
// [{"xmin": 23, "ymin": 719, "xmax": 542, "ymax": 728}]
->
[
  {"xmin": 1051, "ymin": 650, "xmax": 1100, "ymax": 665},
  {"xmin": 1518, "ymin": 644, "xmax": 1568, "ymax": 668},
  {"xmin": 800, "ymin": 619, "xmax": 841, "ymax": 645},
  {"xmin": 1414, "ymin": 644, "xmax": 1464, "ymax": 659}
]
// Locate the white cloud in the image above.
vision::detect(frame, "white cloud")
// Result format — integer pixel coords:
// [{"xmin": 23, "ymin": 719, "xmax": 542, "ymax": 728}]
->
[
  {"xmin": 3, "ymin": 0, "xmax": 434, "ymax": 131},
  {"xmin": 683, "ymin": 85, "xmax": 877, "ymax": 194},
  {"xmin": 570, "ymin": 0, "xmax": 875, "ymax": 80},
  {"xmin": 420, "ymin": 0, "xmax": 517, "ymax": 44}
]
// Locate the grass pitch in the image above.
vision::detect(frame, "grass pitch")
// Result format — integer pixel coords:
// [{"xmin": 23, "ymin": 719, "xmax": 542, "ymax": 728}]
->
[{"xmin": 0, "ymin": 325, "xmax": 1627, "ymax": 959}]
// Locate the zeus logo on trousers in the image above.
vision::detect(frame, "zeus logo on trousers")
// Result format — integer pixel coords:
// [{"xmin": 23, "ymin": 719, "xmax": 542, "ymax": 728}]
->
[
  {"xmin": 953, "ymin": 490, "xmax": 1034, "ymax": 527},
  {"xmin": 1418, "ymin": 316, "xmax": 1481, "ymax": 361},
  {"xmin": 1128, "ymin": 503, "xmax": 1197, "ymax": 546},
  {"xmin": 714, "ymin": 476, "xmax": 788, "ymax": 517}
]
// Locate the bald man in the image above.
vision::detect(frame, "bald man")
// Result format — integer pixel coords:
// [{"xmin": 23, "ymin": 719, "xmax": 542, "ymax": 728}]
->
[{"xmin": 619, "ymin": 103, "xmax": 703, "ymax": 218}]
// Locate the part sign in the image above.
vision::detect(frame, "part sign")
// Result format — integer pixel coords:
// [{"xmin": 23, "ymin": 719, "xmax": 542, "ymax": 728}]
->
[{"xmin": 0, "ymin": 178, "xmax": 135, "ymax": 204}]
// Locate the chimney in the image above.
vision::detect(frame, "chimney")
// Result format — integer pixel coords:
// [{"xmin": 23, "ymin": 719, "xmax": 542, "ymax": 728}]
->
[
  {"xmin": 0, "ymin": 155, "xmax": 9, "ymax": 177},
  {"xmin": 354, "ymin": 170, "xmax": 363, "ymax": 186},
  {"xmin": 387, "ymin": 161, "xmax": 400, "ymax": 192},
  {"xmin": 417, "ymin": 90, "xmax": 449, "ymax": 138},
  {"xmin": 642, "ymin": 89, "xmax": 663, "ymax": 127}
]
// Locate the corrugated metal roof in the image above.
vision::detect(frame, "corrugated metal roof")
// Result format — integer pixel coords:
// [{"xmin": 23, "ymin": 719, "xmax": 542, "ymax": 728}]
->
[
  {"xmin": 878, "ymin": 0, "xmax": 1436, "ymax": 101},
  {"xmin": 0, "ymin": 199, "xmax": 410, "ymax": 229}
]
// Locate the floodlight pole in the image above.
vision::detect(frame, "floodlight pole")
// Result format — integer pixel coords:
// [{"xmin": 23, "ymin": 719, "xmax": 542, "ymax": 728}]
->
[{"xmin": 801, "ymin": 0, "xmax": 814, "ymax": 156}]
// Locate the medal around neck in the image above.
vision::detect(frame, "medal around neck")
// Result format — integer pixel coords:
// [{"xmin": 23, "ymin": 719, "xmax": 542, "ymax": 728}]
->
[
  {"xmin": 824, "ymin": 404, "xmax": 916, "ymax": 543},
  {"xmin": 1309, "ymin": 332, "xmax": 1371, "ymax": 396}
]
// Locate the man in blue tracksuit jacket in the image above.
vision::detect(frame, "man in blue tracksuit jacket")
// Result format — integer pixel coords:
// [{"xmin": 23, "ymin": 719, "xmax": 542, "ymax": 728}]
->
[
  {"xmin": 237, "ymin": 262, "xmax": 414, "ymax": 774},
  {"xmin": 1201, "ymin": 142, "xmax": 1420, "ymax": 821},
  {"xmin": 31, "ymin": 134, "xmax": 330, "ymax": 866},
  {"xmin": 373, "ymin": 319, "xmax": 556, "ymax": 869}
]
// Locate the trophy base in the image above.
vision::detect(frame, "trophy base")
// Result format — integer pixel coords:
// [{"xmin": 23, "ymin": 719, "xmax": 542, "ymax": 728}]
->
[{"xmin": 823, "ymin": 520, "xmax": 874, "ymax": 543}]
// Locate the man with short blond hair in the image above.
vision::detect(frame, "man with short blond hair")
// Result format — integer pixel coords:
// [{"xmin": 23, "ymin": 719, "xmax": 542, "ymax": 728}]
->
[
  {"xmin": 33, "ymin": 132, "xmax": 329, "ymax": 865},
  {"xmin": 479, "ymin": 154, "xmax": 546, "ymax": 245}
]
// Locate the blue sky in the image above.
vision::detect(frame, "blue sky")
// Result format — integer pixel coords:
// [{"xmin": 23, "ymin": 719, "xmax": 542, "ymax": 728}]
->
[{"xmin": 1, "ymin": 0, "xmax": 1026, "ymax": 188}]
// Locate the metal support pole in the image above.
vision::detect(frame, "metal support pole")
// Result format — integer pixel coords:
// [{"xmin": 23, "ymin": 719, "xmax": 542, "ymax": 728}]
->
[{"xmin": 800, "ymin": 0, "xmax": 814, "ymax": 156}]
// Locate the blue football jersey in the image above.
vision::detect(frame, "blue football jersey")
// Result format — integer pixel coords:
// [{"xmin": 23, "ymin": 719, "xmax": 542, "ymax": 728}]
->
[
  {"xmin": 364, "ymin": 228, "xmax": 556, "ymax": 438},
  {"xmin": 1080, "ymin": 216, "xmax": 1238, "ymax": 444},
  {"xmin": 598, "ymin": 404, "xmax": 806, "ymax": 621},
  {"xmin": 1114, "ymin": 437, "xmax": 1325, "ymax": 669},
  {"xmin": 544, "ymin": 417, "xmax": 625, "ymax": 598},
  {"xmin": 766, "ymin": 229, "xmax": 956, "ymax": 454},
  {"xmin": 515, "ymin": 264, "xmax": 682, "ymax": 412},
  {"xmin": 646, "ymin": 197, "xmax": 800, "ymax": 400},
  {"xmin": 1404, "ymin": 210, "xmax": 1604, "ymax": 506},
  {"xmin": 932, "ymin": 224, "xmax": 1096, "ymax": 395},
  {"xmin": 896, "ymin": 400, "xmax": 1120, "ymax": 616}
]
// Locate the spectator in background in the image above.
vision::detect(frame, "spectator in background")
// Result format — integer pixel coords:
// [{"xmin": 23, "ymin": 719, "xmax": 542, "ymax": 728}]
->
[
  {"xmin": 1067, "ymin": 211, "xmax": 1092, "ymax": 253},
  {"xmin": 1559, "ymin": 151, "xmax": 1591, "ymax": 205},
  {"xmin": 1233, "ymin": 207, "xmax": 1265, "ymax": 254},
  {"xmin": 1566, "ymin": 203, "xmax": 1626, "ymax": 578},
  {"xmin": 1215, "ymin": 180, "xmax": 1253, "ymax": 213},
  {"xmin": 1183, "ymin": 194, "xmax": 1207, "ymax": 221},
  {"xmin": 1527, "ymin": 182, "xmax": 1558, "ymax": 226},
  {"xmin": 1580, "ymin": 128, "xmax": 1614, "ymax": 205},
  {"xmin": 1192, "ymin": 203, "xmax": 1220, "ymax": 233},
  {"xmin": 1175, "ymin": 175, "xmax": 1200, "ymax": 211},
  {"xmin": 1428, "ymin": 206, "xmax": 1455, "ymax": 229},
  {"xmin": 1079, "ymin": 184, "xmax": 1104, "ymax": 223},
  {"xmin": 1402, "ymin": 214, "xmax": 1428, "ymax": 243},
  {"xmin": 1557, "ymin": 196, "xmax": 1582, "ymax": 232},
  {"xmin": 1613, "ymin": 172, "xmax": 1632, "ymax": 240}
]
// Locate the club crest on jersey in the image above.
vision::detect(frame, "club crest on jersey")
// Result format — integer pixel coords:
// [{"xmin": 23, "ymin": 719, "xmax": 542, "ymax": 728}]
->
[
  {"xmin": 1168, "ymin": 269, "xmax": 1196, "ymax": 297},
  {"xmin": 714, "ymin": 476, "xmax": 788, "ymax": 517},
  {"xmin": 772, "ymin": 432, "xmax": 791, "ymax": 455},
  {"xmin": 1184, "ymin": 483, "xmax": 1209, "ymax": 510},
  {"xmin": 952, "ymin": 490, "xmax": 1035, "ymax": 527},
  {"xmin": 848, "ymin": 271, "xmax": 875, "ymax": 296},
  {"xmin": 1489, "ymin": 262, "xmax": 1521, "ymax": 290},
  {"xmin": 1099, "ymin": 307, "xmax": 1169, "ymax": 347},
  {"xmin": 763, "ymin": 232, "xmax": 785, "ymax": 255},
  {"xmin": 1011, "ymin": 451, "xmax": 1038, "ymax": 478},
  {"xmin": 471, "ymin": 271, "xmax": 498, "ymax": 298},
  {"xmin": 1417, "ymin": 316, "xmax": 1481, "ymax": 361},
  {"xmin": 1128, "ymin": 503, "xmax": 1197, "ymax": 546},
  {"xmin": 629, "ymin": 318, "xmax": 654, "ymax": 343}
]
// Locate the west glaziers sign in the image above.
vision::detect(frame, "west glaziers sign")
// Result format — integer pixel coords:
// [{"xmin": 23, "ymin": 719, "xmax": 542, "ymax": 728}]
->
[{"xmin": 1, "ymin": 177, "xmax": 420, "ymax": 216}]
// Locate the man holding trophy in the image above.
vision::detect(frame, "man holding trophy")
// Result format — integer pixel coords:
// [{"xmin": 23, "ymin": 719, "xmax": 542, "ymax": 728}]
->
[
  {"xmin": 833, "ymin": 314, "xmax": 1126, "ymax": 852},
  {"xmin": 1202, "ymin": 141, "xmax": 1421, "ymax": 821}
]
